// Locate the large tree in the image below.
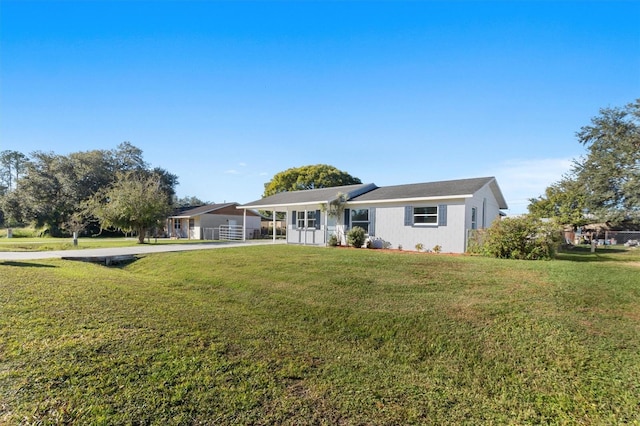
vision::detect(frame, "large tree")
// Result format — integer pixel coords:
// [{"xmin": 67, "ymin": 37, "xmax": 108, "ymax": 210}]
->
[
  {"xmin": 0, "ymin": 150, "xmax": 28, "ymax": 194},
  {"xmin": 11, "ymin": 150, "xmax": 117, "ymax": 235},
  {"xmin": 573, "ymin": 99, "xmax": 640, "ymax": 222},
  {"xmin": 529, "ymin": 99, "xmax": 640, "ymax": 224},
  {"xmin": 87, "ymin": 172, "xmax": 174, "ymax": 243},
  {"xmin": 263, "ymin": 164, "xmax": 362, "ymax": 197},
  {"xmin": 528, "ymin": 177, "xmax": 588, "ymax": 226},
  {"xmin": 2, "ymin": 143, "xmax": 179, "ymax": 236}
]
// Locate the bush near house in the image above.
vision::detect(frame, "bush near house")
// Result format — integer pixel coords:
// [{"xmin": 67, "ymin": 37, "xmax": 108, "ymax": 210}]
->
[
  {"xmin": 482, "ymin": 216, "xmax": 563, "ymax": 260},
  {"xmin": 346, "ymin": 226, "xmax": 366, "ymax": 248}
]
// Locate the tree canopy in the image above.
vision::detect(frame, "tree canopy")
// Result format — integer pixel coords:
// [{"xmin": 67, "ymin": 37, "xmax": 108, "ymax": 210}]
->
[
  {"xmin": 574, "ymin": 99, "xmax": 640, "ymax": 222},
  {"xmin": 529, "ymin": 99, "xmax": 640, "ymax": 224},
  {"xmin": 263, "ymin": 164, "xmax": 362, "ymax": 198},
  {"xmin": 527, "ymin": 177, "xmax": 587, "ymax": 226},
  {"xmin": 87, "ymin": 172, "xmax": 174, "ymax": 243},
  {"xmin": 0, "ymin": 150, "xmax": 28, "ymax": 194},
  {"xmin": 0, "ymin": 142, "xmax": 178, "ymax": 237}
]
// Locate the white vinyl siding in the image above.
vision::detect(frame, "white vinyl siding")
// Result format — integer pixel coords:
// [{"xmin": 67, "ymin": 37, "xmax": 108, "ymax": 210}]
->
[{"xmin": 379, "ymin": 201, "xmax": 465, "ymax": 252}]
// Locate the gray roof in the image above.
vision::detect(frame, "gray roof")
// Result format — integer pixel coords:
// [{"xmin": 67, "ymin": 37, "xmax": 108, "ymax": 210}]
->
[
  {"xmin": 240, "ymin": 183, "xmax": 377, "ymax": 208},
  {"xmin": 239, "ymin": 177, "xmax": 508, "ymax": 210},
  {"xmin": 169, "ymin": 203, "xmax": 238, "ymax": 218},
  {"xmin": 351, "ymin": 176, "xmax": 507, "ymax": 208}
]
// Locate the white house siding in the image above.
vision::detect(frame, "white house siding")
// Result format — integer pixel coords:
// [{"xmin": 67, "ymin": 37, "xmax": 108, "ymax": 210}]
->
[
  {"xmin": 465, "ymin": 184, "xmax": 503, "ymax": 231},
  {"xmin": 370, "ymin": 200, "xmax": 467, "ymax": 253},
  {"xmin": 286, "ymin": 206, "xmax": 328, "ymax": 245}
]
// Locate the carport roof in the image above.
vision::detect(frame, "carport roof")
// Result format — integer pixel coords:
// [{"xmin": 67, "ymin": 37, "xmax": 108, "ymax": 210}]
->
[{"xmin": 239, "ymin": 183, "xmax": 377, "ymax": 209}]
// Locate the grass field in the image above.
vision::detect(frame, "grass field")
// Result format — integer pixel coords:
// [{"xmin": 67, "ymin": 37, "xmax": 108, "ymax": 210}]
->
[
  {"xmin": 1, "ymin": 245, "xmax": 639, "ymax": 424},
  {"xmin": 0, "ymin": 236, "xmax": 219, "ymax": 252}
]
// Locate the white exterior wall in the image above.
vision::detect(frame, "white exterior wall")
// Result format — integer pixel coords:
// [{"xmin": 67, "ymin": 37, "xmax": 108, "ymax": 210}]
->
[
  {"xmin": 190, "ymin": 214, "xmax": 261, "ymax": 240},
  {"xmin": 464, "ymin": 184, "xmax": 503, "ymax": 231},
  {"xmin": 370, "ymin": 200, "xmax": 467, "ymax": 253},
  {"xmin": 285, "ymin": 205, "xmax": 330, "ymax": 245}
]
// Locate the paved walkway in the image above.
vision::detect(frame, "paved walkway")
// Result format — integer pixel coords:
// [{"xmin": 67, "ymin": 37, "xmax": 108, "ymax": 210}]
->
[{"xmin": 0, "ymin": 240, "xmax": 284, "ymax": 261}]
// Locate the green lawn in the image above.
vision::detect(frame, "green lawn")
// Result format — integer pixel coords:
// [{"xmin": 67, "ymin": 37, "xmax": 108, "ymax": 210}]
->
[
  {"xmin": 1, "ymin": 245, "xmax": 639, "ymax": 424},
  {"xmin": 0, "ymin": 237, "xmax": 221, "ymax": 252}
]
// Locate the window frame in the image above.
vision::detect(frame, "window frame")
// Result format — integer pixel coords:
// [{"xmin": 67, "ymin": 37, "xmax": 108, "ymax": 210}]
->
[
  {"xmin": 306, "ymin": 210, "xmax": 317, "ymax": 229},
  {"xmin": 413, "ymin": 206, "xmax": 438, "ymax": 225},
  {"xmin": 296, "ymin": 210, "xmax": 319, "ymax": 229},
  {"xmin": 350, "ymin": 208, "xmax": 370, "ymax": 234},
  {"xmin": 471, "ymin": 207, "xmax": 477, "ymax": 230}
]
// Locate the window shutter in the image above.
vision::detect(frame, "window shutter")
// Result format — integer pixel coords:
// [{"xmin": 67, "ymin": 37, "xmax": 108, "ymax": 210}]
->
[
  {"xmin": 404, "ymin": 206, "xmax": 413, "ymax": 226},
  {"xmin": 315, "ymin": 210, "xmax": 321, "ymax": 229},
  {"xmin": 438, "ymin": 204, "xmax": 447, "ymax": 226},
  {"xmin": 291, "ymin": 211, "xmax": 297, "ymax": 227},
  {"xmin": 344, "ymin": 208, "xmax": 350, "ymax": 230},
  {"xmin": 369, "ymin": 208, "xmax": 376, "ymax": 236}
]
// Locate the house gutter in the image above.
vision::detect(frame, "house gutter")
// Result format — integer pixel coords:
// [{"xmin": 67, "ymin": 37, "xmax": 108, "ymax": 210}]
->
[{"xmin": 346, "ymin": 194, "xmax": 472, "ymax": 205}]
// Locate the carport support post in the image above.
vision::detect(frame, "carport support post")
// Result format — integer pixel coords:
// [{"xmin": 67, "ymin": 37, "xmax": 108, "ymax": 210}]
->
[
  {"xmin": 243, "ymin": 209, "xmax": 247, "ymax": 241},
  {"xmin": 324, "ymin": 203, "xmax": 329, "ymax": 246},
  {"xmin": 272, "ymin": 211, "xmax": 276, "ymax": 243}
]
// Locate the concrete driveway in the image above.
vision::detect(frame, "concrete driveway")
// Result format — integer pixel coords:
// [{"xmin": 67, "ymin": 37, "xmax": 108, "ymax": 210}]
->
[{"xmin": 0, "ymin": 240, "xmax": 283, "ymax": 261}]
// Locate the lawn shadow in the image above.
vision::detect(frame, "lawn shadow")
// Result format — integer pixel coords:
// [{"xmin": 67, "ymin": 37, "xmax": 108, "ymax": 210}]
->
[
  {"xmin": 1, "ymin": 261, "xmax": 57, "ymax": 268},
  {"xmin": 557, "ymin": 246, "xmax": 632, "ymax": 262},
  {"xmin": 62, "ymin": 254, "xmax": 139, "ymax": 267}
]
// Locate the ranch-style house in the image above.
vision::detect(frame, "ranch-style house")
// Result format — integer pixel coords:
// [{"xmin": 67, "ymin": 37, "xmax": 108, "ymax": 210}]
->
[{"xmin": 237, "ymin": 176, "xmax": 508, "ymax": 253}]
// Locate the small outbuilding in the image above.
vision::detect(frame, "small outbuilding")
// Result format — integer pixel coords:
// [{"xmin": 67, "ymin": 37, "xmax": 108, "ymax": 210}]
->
[{"xmin": 167, "ymin": 203, "xmax": 262, "ymax": 240}]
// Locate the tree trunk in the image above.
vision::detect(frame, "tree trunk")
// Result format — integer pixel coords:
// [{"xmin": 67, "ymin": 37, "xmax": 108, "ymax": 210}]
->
[{"xmin": 137, "ymin": 227, "xmax": 146, "ymax": 244}]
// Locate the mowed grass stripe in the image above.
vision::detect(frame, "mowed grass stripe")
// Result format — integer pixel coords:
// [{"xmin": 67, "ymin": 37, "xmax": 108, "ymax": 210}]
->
[{"xmin": 1, "ymin": 245, "xmax": 639, "ymax": 424}]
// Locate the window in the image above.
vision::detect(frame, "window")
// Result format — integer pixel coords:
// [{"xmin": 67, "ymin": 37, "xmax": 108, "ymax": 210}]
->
[
  {"xmin": 296, "ymin": 210, "xmax": 319, "ymax": 229},
  {"xmin": 297, "ymin": 211, "xmax": 306, "ymax": 228},
  {"xmin": 307, "ymin": 210, "xmax": 317, "ymax": 229},
  {"xmin": 405, "ymin": 205, "xmax": 447, "ymax": 226},
  {"xmin": 174, "ymin": 220, "xmax": 181, "ymax": 229},
  {"xmin": 471, "ymin": 207, "xmax": 477, "ymax": 230},
  {"xmin": 351, "ymin": 208, "xmax": 369, "ymax": 233},
  {"xmin": 413, "ymin": 206, "xmax": 438, "ymax": 224}
]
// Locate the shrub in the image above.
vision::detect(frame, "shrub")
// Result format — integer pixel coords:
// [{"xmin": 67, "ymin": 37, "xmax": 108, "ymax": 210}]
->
[
  {"xmin": 346, "ymin": 226, "xmax": 366, "ymax": 248},
  {"xmin": 0, "ymin": 226, "xmax": 40, "ymax": 238},
  {"xmin": 466, "ymin": 229, "xmax": 486, "ymax": 254},
  {"xmin": 328, "ymin": 233, "xmax": 339, "ymax": 247},
  {"xmin": 415, "ymin": 243, "xmax": 424, "ymax": 252},
  {"xmin": 433, "ymin": 244, "xmax": 442, "ymax": 253},
  {"xmin": 482, "ymin": 216, "xmax": 562, "ymax": 260}
]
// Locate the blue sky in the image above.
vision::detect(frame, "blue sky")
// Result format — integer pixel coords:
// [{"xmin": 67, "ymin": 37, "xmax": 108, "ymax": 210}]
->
[{"xmin": 1, "ymin": 1, "xmax": 638, "ymax": 214}]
